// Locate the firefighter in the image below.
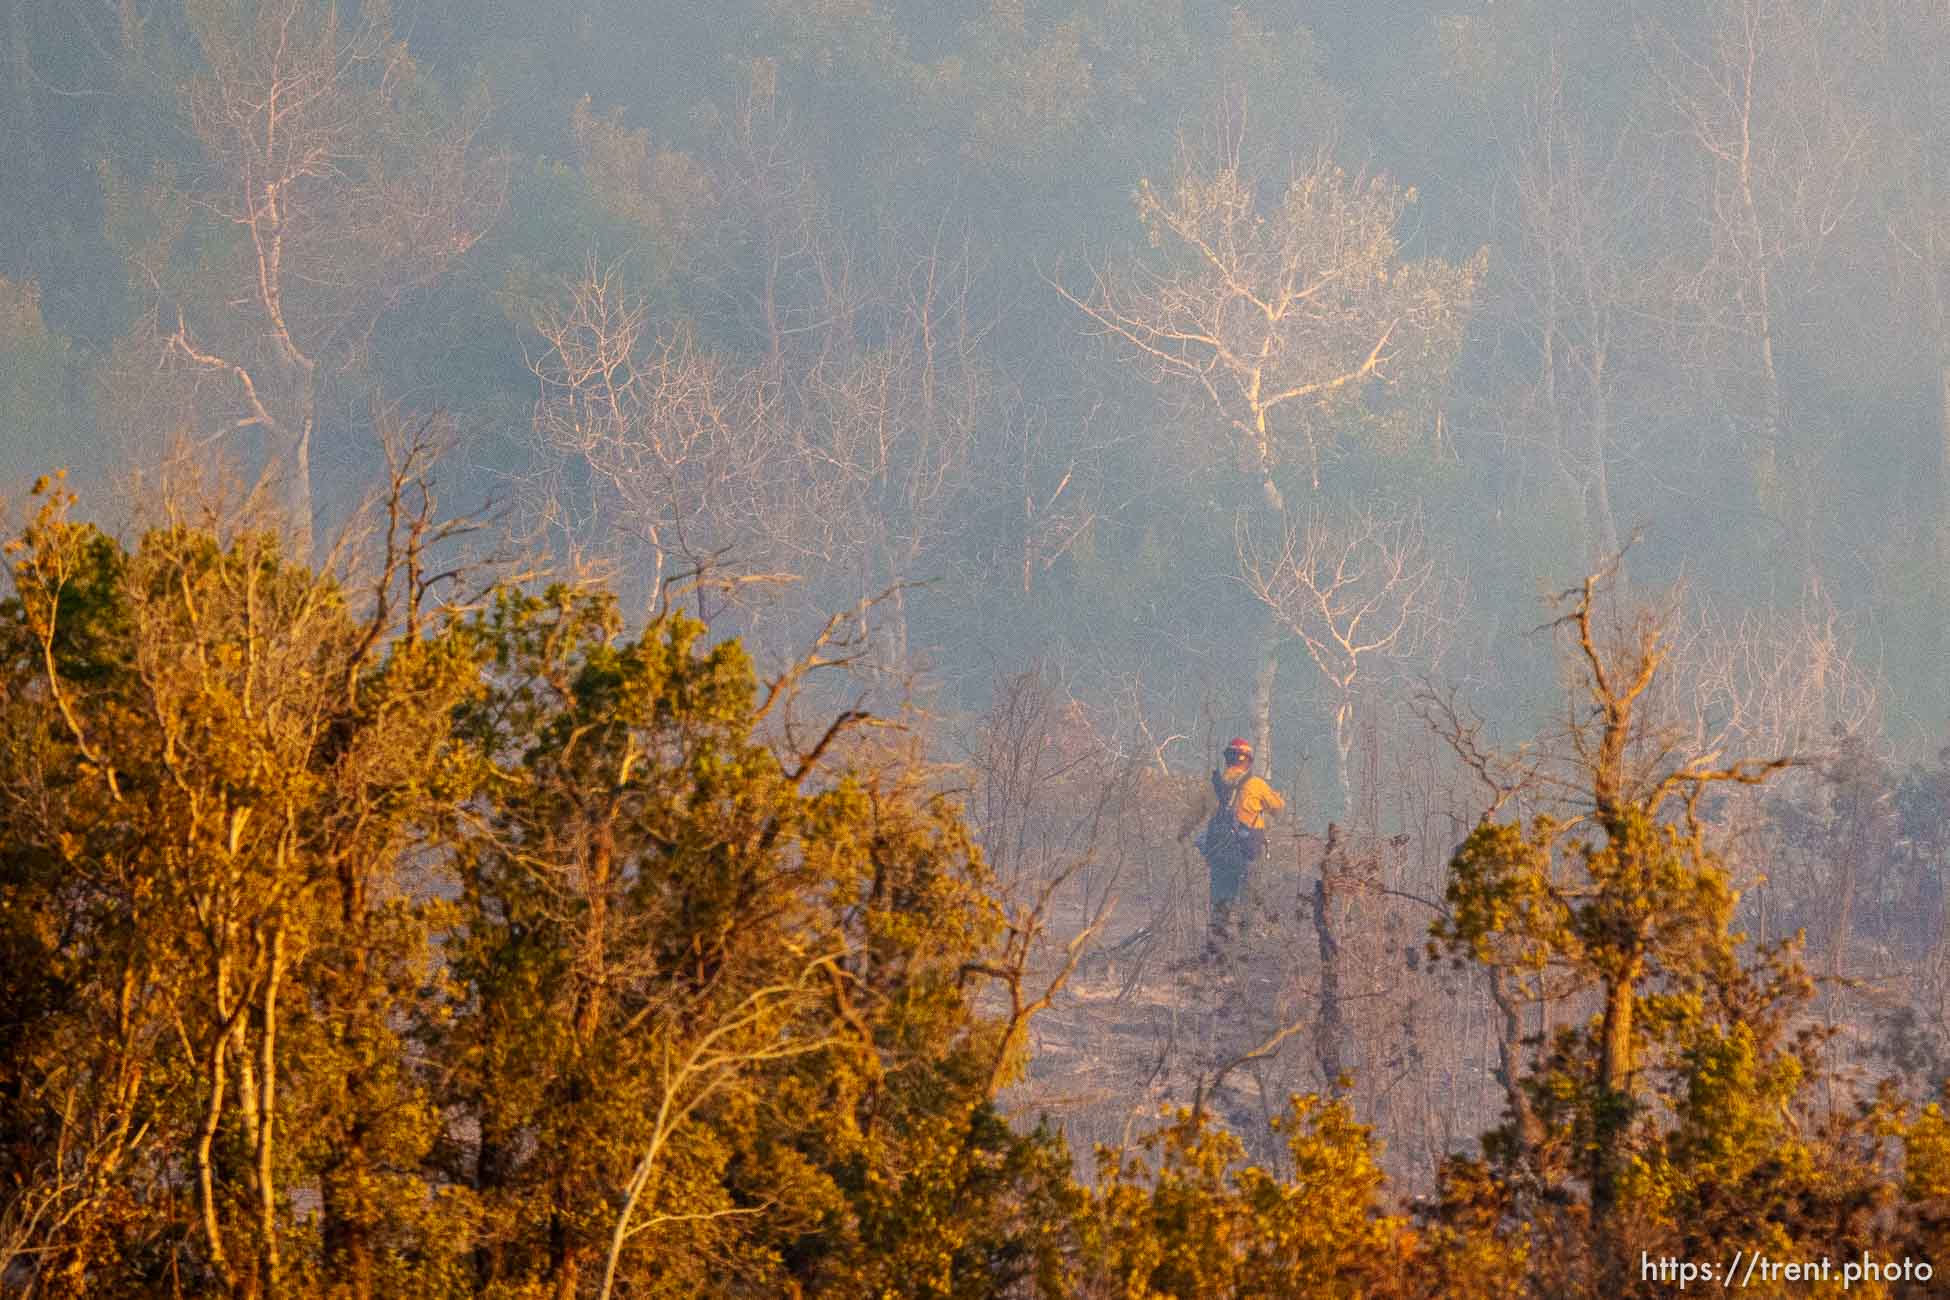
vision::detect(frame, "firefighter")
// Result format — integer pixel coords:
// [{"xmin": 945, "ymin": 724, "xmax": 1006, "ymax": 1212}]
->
[{"xmin": 1193, "ymin": 737, "xmax": 1285, "ymax": 952}]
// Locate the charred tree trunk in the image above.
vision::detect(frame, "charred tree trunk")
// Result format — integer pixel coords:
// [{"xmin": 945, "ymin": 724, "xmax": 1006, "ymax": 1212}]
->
[
  {"xmin": 473, "ymin": 1106, "xmax": 513, "ymax": 1291},
  {"xmin": 1311, "ymin": 824, "xmax": 1348, "ymax": 1095}
]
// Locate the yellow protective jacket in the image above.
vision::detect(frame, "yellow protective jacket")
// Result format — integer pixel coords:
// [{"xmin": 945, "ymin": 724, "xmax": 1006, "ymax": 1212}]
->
[{"xmin": 1217, "ymin": 763, "xmax": 1284, "ymax": 829}]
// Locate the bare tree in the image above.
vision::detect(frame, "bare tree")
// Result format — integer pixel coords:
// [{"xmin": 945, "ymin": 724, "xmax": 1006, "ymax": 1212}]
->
[
  {"xmin": 116, "ymin": 0, "xmax": 506, "ymax": 554},
  {"xmin": 783, "ymin": 235, "xmax": 988, "ymax": 667},
  {"xmin": 1672, "ymin": 582, "xmax": 1883, "ymax": 964},
  {"xmin": 1680, "ymin": 581, "xmax": 1880, "ymax": 768},
  {"xmin": 1057, "ymin": 137, "xmax": 1475, "ymax": 508},
  {"xmin": 1238, "ymin": 501, "xmax": 1455, "ymax": 820},
  {"xmin": 1643, "ymin": 0, "xmax": 1872, "ymax": 566},
  {"xmin": 530, "ymin": 219, "xmax": 987, "ymax": 680},
  {"xmin": 1057, "ymin": 121, "xmax": 1479, "ymax": 771},
  {"xmin": 691, "ymin": 58, "xmax": 837, "ymax": 370},
  {"xmin": 527, "ymin": 261, "xmax": 786, "ymax": 601},
  {"xmin": 1496, "ymin": 60, "xmax": 1651, "ymax": 569}
]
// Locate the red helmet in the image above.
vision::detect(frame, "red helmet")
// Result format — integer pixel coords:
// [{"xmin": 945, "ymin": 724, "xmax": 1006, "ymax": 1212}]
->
[{"xmin": 1225, "ymin": 737, "xmax": 1252, "ymax": 757}]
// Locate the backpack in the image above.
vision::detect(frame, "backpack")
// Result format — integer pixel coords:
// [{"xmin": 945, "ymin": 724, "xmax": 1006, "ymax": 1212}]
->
[{"xmin": 1196, "ymin": 771, "xmax": 1253, "ymax": 862}]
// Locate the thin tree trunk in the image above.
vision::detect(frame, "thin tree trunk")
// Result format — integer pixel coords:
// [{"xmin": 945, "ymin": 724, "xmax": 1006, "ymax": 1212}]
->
[
  {"xmin": 1752, "ymin": 263, "xmax": 1785, "ymax": 514},
  {"xmin": 1330, "ymin": 693, "xmax": 1354, "ymax": 824},
  {"xmin": 290, "ymin": 406, "xmax": 313, "ymax": 561},
  {"xmin": 256, "ymin": 924, "xmax": 284, "ymax": 1294},
  {"xmin": 1252, "ymin": 615, "xmax": 1277, "ymax": 783},
  {"xmin": 1586, "ymin": 351, "xmax": 1621, "ymax": 566},
  {"xmin": 196, "ymin": 1021, "xmax": 233, "ymax": 1292},
  {"xmin": 1250, "ymin": 441, "xmax": 1283, "ymax": 783},
  {"xmin": 1828, "ymin": 758, "xmax": 1872, "ymax": 987},
  {"xmin": 1734, "ymin": 42, "xmax": 1787, "ymax": 531},
  {"xmin": 1311, "ymin": 825, "xmax": 1348, "ymax": 1095},
  {"xmin": 1591, "ymin": 968, "xmax": 1637, "ymax": 1219},
  {"xmin": 233, "ymin": 1012, "xmax": 260, "ymax": 1163},
  {"xmin": 1487, "ymin": 966, "xmax": 1540, "ymax": 1153},
  {"xmin": 598, "ymin": 1122, "xmax": 672, "ymax": 1300},
  {"xmin": 287, "ymin": 371, "xmax": 316, "ymax": 562}
]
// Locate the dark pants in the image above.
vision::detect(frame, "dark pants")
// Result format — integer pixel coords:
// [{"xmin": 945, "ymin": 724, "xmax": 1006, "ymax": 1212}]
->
[{"xmin": 1205, "ymin": 825, "xmax": 1266, "ymax": 942}]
